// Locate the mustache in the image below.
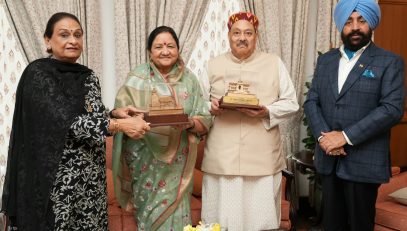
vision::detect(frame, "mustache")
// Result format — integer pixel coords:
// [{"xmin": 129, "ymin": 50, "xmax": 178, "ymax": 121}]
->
[
  {"xmin": 341, "ymin": 29, "xmax": 372, "ymax": 51},
  {"xmin": 237, "ymin": 40, "xmax": 248, "ymax": 47},
  {"xmin": 348, "ymin": 31, "xmax": 364, "ymax": 37}
]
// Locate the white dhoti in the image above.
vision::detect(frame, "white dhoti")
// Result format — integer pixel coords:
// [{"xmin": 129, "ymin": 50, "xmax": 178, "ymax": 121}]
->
[{"xmin": 201, "ymin": 172, "xmax": 282, "ymax": 231}]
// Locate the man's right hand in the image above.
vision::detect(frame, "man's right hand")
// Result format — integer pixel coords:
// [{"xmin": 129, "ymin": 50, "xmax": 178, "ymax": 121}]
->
[
  {"xmin": 319, "ymin": 140, "xmax": 347, "ymax": 156},
  {"xmin": 210, "ymin": 99, "xmax": 225, "ymax": 116},
  {"xmin": 319, "ymin": 131, "xmax": 348, "ymax": 155}
]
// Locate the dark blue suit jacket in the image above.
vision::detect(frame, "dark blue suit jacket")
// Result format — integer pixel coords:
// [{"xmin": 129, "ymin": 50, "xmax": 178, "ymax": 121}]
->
[{"xmin": 304, "ymin": 43, "xmax": 405, "ymax": 184}]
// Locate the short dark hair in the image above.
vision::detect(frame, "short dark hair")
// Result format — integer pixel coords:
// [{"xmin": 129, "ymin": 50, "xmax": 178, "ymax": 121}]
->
[
  {"xmin": 147, "ymin": 26, "xmax": 179, "ymax": 52},
  {"xmin": 44, "ymin": 12, "xmax": 82, "ymax": 53}
]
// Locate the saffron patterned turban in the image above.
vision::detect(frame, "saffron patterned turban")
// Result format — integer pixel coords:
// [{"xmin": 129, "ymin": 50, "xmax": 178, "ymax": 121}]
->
[
  {"xmin": 334, "ymin": 0, "xmax": 381, "ymax": 32},
  {"xmin": 227, "ymin": 12, "xmax": 259, "ymax": 31}
]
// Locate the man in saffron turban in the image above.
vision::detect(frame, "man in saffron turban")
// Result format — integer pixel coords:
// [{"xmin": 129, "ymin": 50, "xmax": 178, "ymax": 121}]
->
[
  {"xmin": 201, "ymin": 12, "xmax": 299, "ymax": 230},
  {"xmin": 304, "ymin": 0, "xmax": 405, "ymax": 230}
]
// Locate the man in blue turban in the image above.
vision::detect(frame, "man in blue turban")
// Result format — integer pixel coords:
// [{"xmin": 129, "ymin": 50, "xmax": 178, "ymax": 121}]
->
[
  {"xmin": 304, "ymin": 0, "xmax": 405, "ymax": 230},
  {"xmin": 334, "ymin": 0, "xmax": 381, "ymax": 52}
]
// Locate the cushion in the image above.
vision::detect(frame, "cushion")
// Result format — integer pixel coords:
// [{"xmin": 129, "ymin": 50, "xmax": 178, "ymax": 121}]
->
[
  {"xmin": 280, "ymin": 220, "xmax": 291, "ymax": 230},
  {"xmin": 389, "ymin": 187, "xmax": 407, "ymax": 205},
  {"xmin": 190, "ymin": 196, "xmax": 202, "ymax": 226},
  {"xmin": 108, "ymin": 203, "xmax": 123, "ymax": 216},
  {"xmin": 122, "ymin": 214, "xmax": 137, "ymax": 231},
  {"xmin": 281, "ymin": 199, "xmax": 290, "ymax": 221},
  {"xmin": 108, "ymin": 212, "xmax": 122, "ymax": 231},
  {"xmin": 106, "ymin": 169, "xmax": 117, "ymax": 205},
  {"xmin": 192, "ymin": 169, "xmax": 203, "ymax": 197},
  {"xmin": 106, "ymin": 137, "xmax": 113, "ymax": 169},
  {"xmin": 375, "ymin": 201, "xmax": 407, "ymax": 230}
]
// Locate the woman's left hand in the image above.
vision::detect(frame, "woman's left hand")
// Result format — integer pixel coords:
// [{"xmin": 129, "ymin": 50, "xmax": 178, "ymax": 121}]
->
[{"xmin": 111, "ymin": 106, "xmax": 145, "ymax": 119}]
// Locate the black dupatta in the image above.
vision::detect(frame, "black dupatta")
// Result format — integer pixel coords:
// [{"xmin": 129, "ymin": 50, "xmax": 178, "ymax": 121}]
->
[{"xmin": 2, "ymin": 58, "xmax": 92, "ymax": 230}]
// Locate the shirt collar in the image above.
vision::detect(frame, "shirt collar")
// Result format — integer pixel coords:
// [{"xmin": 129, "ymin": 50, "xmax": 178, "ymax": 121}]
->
[{"xmin": 339, "ymin": 42, "xmax": 371, "ymax": 61}]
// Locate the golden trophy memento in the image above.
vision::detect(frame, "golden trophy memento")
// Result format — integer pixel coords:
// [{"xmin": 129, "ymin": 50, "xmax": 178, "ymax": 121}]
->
[
  {"xmin": 219, "ymin": 80, "xmax": 261, "ymax": 109},
  {"xmin": 144, "ymin": 82, "xmax": 190, "ymax": 127}
]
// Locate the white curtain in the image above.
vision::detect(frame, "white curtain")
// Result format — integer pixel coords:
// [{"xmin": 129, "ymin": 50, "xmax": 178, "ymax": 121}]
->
[{"xmin": 0, "ymin": 0, "xmax": 27, "ymax": 210}]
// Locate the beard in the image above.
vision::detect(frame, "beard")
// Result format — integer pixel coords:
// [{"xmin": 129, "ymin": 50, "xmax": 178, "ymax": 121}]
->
[{"xmin": 341, "ymin": 29, "xmax": 372, "ymax": 51}]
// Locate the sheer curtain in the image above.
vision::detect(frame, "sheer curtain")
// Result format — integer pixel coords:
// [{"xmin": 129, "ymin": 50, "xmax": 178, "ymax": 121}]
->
[
  {"xmin": 3, "ymin": 0, "xmax": 103, "ymax": 74},
  {"xmin": 114, "ymin": 0, "xmax": 210, "ymax": 88},
  {"xmin": 0, "ymin": 0, "xmax": 27, "ymax": 211},
  {"xmin": 186, "ymin": 0, "xmax": 241, "ymax": 99},
  {"xmin": 316, "ymin": 0, "xmax": 341, "ymax": 59},
  {"xmin": 241, "ymin": 0, "xmax": 309, "ymax": 160}
]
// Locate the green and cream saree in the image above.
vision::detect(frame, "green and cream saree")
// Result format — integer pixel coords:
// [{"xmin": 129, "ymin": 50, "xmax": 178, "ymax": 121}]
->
[{"xmin": 112, "ymin": 60, "xmax": 212, "ymax": 231}]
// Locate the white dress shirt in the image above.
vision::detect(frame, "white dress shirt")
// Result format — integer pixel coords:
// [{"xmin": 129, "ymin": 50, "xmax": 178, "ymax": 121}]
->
[{"xmin": 337, "ymin": 43, "xmax": 370, "ymax": 145}]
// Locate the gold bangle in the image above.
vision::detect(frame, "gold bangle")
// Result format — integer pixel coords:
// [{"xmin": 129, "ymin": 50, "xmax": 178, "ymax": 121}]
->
[{"xmin": 112, "ymin": 118, "xmax": 120, "ymax": 133}]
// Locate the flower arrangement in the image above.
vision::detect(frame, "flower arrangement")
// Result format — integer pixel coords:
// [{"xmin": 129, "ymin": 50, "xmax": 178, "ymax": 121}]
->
[{"xmin": 183, "ymin": 221, "xmax": 221, "ymax": 231}]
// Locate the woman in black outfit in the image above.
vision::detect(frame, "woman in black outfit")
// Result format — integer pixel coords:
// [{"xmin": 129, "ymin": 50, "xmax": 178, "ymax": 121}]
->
[{"xmin": 1, "ymin": 12, "xmax": 150, "ymax": 231}]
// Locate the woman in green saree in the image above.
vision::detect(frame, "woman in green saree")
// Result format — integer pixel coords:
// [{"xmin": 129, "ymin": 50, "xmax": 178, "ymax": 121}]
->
[{"xmin": 112, "ymin": 26, "xmax": 212, "ymax": 231}]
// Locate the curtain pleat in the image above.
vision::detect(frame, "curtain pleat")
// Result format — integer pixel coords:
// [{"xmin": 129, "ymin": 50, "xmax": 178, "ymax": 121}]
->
[{"xmin": 316, "ymin": 0, "xmax": 341, "ymax": 58}]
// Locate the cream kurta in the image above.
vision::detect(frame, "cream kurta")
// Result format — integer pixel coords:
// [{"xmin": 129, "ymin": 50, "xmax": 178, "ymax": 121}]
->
[{"xmin": 202, "ymin": 51, "xmax": 299, "ymax": 176}]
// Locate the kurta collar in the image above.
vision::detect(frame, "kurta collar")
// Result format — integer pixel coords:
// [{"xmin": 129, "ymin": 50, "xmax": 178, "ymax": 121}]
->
[{"xmin": 228, "ymin": 50, "xmax": 260, "ymax": 63}]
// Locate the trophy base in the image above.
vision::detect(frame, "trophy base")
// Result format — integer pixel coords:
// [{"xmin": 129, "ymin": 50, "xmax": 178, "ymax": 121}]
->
[
  {"xmin": 148, "ymin": 108, "xmax": 184, "ymax": 116},
  {"xmin": 219, "ymin": 96, "xmax": 261, "ymax": 110},
  {"xmin": 144, "ymin": 113, "xmax": 189, "ymax": 127}
]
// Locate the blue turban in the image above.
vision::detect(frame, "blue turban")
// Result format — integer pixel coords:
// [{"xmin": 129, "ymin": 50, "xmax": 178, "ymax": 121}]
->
[{"xmin": 334, "ymin": 0, "xmax": 381, "ymax": 32}]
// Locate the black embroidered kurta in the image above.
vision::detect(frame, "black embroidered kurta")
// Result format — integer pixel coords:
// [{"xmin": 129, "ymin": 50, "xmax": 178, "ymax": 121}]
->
[{"xmin": 2, "ymin": 58, "xmax": 110, "ymax": 230}]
